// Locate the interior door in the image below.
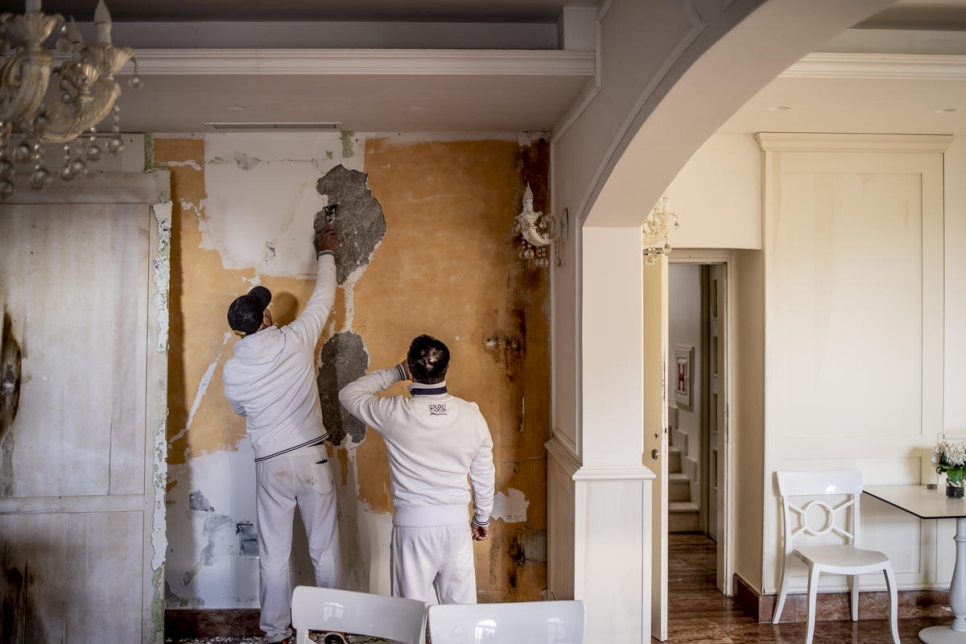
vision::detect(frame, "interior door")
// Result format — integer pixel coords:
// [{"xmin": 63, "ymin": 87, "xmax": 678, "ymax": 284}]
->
[
  {"xmin": 708, "ymin": 264, "xmax": 727, "ymax": 590},
  {"xmin": 0, "ymin": 184, "xmax": 167, "ymax": 643},
  {"xmin": 643, "ymin": 254, "xmax": 669, "ymax": 641}
]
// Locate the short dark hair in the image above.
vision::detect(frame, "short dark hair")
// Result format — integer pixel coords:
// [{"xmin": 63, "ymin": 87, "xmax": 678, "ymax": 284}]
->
[
  {"xmin": 407, "ymin": 334, "xmax": 450, "ymax": 384},
  {"xmin": 227, "ymin": 286, "xmax": 271, "ymax": 335}
]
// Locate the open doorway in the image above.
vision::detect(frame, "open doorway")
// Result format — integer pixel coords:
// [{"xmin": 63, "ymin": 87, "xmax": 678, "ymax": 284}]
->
[{"xmin": 667, "ymin": 257, "xmax": 731, "ymax": 595}]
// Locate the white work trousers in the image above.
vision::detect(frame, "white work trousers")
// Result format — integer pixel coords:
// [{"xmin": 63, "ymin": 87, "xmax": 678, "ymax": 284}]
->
[
  {"xmin": 255, "ymin": 443, "xmax": 343, "ymax": 643},
  {"xmin": 390, "ymin": 523, "xmax": 476, "ymax": 604}
]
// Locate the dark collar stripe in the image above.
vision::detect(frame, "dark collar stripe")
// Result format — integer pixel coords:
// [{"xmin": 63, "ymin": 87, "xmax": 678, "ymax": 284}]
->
[{"xmin": 412, "ymin": 386, "xmax": 447, "ymax": 396}]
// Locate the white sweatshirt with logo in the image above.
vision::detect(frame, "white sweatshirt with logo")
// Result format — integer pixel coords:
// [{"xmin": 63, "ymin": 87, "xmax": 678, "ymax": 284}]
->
[
  {"xmin": 223, "ymin": 251, "xmax": 335, "ymax": 461},
  {"xmin": 339, "ymin": 365, "xmax": 495, "ymax": 528}
]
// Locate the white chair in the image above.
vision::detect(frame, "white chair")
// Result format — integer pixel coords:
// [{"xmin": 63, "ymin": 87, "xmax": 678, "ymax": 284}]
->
[
  {"xmin": 291, "ymin": 585, "xmax": 427, "ymax": 644},
  {"xmin": 427, "ymin": 600, "xmax": 585, "ymax": 644},
  {"xmin": 772, "ymin": 470, "xmax": 899, "ymax": 644}
]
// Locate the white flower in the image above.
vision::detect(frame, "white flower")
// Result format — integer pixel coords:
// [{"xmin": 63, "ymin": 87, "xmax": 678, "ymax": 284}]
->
[{"xmin": 935, "ymin": 440, "xmax": 966, "ymax": 469}]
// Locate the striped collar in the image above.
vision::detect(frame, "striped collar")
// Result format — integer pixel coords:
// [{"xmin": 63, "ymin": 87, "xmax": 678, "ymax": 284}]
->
[{"xmin": 410, "ymin": 382, "xmax": 447, "ymax": 396}]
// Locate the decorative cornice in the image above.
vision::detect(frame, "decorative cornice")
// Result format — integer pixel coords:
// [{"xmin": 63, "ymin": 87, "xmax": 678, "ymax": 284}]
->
[
  {"xmin": 756, "ymin": 132, "xmax": 954, "ymax": 153},
  {"xmin": 126, "ymin": 48, "xmax": 597, "ymax": 77},
  {"xmin": 782, "ymin": 52, "xmax": 966, "ymax": 81}
]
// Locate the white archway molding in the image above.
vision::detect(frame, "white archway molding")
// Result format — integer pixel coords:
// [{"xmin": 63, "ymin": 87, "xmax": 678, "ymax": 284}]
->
[{"xmin": 565, "ymin": 0, "xmax": 897, "ymax": 229}]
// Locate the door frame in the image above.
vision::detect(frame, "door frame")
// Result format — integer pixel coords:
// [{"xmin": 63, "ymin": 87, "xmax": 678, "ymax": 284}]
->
[{"xmin": 669, "ymin": 248, "xmax": 735, "ymax": 596}]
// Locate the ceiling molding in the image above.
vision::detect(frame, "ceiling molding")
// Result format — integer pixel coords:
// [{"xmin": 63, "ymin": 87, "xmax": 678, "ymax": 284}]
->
[
  {"xmin": 782, "ymin": 52, "xmax": 966, "ymax": 81},
  {"xmin": 755, "ymin": 132, "xmax": 954, "ymax": 153},
  {"xmin": 126, "ymin": 49, "xmax": 598, "ymax": 76}
]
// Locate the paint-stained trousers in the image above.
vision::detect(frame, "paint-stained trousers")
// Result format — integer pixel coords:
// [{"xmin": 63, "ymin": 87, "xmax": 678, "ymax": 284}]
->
[
  {"xmin": 390, "ymin": 523, "xmax": 477, "ymax": 604},
  {"xmin": 256, "ymin": 443, "xmax": 343, "ymax": 643}
]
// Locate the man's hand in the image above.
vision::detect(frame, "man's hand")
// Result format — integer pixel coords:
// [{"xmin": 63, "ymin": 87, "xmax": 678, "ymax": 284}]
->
[
  {"xmin": 471, "ymin": 523, "xmax": 489, "ymax": 541},
  {"xmin": 315, "ymin": 224, "xmax": 337, "ymax": 253}
]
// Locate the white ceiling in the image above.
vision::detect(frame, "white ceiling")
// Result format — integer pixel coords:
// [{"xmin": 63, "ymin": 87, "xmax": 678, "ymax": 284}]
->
[{"xmin": 3, "ymin": 0, "xmax": 966, "ymax": 136}]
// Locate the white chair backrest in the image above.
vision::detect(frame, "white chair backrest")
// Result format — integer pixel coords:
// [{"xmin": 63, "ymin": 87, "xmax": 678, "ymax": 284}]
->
[
  {"xmin": 427, "ymin": 600, "xmax": 585, "ymax": 644},
  {"xmin": 775, "ymin": 469, "xmax": 864, "ymax": 555},
  {"xmin": 291, "ymin": 585, "xmax": 426, "ymax": 644}
]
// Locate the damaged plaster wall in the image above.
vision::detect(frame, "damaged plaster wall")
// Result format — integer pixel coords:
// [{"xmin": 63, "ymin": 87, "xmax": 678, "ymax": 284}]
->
[{"xmin": 161, "ymin": 131, "xmax": 550, "ymax": 611}]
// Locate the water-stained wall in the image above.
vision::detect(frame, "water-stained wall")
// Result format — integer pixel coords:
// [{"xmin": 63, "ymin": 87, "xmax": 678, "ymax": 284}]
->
[{"xmin": 159, "ymin": 132, "xmax": 550, "ymax": 610}]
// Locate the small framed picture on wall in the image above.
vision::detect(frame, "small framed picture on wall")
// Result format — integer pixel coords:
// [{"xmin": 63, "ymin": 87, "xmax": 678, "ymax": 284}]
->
[{"xmin": 674, "ymin": 345, "xmax": 694, "ymax": 411}]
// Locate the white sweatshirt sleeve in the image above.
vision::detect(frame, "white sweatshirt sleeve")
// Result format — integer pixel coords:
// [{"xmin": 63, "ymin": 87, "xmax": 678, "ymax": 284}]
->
[
  {"xmin": 285, "ymin": 250, "xmax": 337, "ymax": 345},
  {"xmin": 469, "ymin": 421, "xmax": 495, "ymax": 526},
  {"xmin": 338, "ymin": 363, "xmax": 407, "ymax": 431}
]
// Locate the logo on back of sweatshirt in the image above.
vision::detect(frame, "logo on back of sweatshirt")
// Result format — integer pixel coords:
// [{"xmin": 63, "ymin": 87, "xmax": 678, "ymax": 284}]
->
[{"xmin": 429, "ymin": 403, "xmax": 448, "ymax": 416}]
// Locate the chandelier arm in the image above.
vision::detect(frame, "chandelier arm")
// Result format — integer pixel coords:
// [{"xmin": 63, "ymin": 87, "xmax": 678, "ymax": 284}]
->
[
  {"xmin": 36, "ymin": 79, "xmax": 120, "ymax": 143},
  {"xmin": 0, "ymin": 50, "xmax": 53, "ymax": 123}
]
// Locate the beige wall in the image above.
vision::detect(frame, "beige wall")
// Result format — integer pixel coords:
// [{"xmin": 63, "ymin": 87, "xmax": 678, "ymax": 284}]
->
[{"xmin": 158, "ymin": 132, "xmax": 551, "ymax": 608}]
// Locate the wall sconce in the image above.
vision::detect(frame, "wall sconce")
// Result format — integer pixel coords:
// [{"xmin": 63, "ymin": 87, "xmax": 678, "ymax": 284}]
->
[
  {"xmin": 514, "ymin": 183, "xmax": 563, "ymax": 268},
  {"xmin": 642, "ymin": 195, "xmax": 679, "ymax": 265}
]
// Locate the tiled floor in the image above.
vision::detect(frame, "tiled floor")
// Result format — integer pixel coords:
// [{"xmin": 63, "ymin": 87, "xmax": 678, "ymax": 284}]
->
[
  {"xmin": 663, "ymin": 532, "xmax": 950, "ymax": 643},
  {"xmin": 168, "ymin": 533, "xmax": 955, "ymax": 643}
]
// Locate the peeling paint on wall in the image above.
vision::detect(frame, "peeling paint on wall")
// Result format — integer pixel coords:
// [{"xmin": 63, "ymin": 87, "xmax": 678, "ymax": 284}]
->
[
  {"xmin": 168, "ymin": 333, "xmax": 231, "ymax": 447},
  {"xmin": 162, "ymin": 132, "xmax": 551, "ymax": 608},
  {"xmin": 492, "ymin": 488, "xmax": 530, "ymax": 523},
  {"xmin": 315, "ymin": 164, "xmax": 386, "ymax": 286},
  {"xmin": 153, "ymin": 202, "xmax": 173, "ymax": 353},
  {"xmin": 199, "ymin": 134, "xmax": 362, "ymax": 276},
  {"xmin": 318, "ymin": 331, "xmax": 369, "ymax": 446},
  {"xmin": 165, "ymin": 440, "xmax": 297, "ymax": 607}
]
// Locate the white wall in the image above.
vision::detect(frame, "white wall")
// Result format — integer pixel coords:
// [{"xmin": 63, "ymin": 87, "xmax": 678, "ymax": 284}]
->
[
  {"xmin": 759, "ymin": 134, "xmax": 949, "ymax": 596},
  {"xmin": 946, "ymin": 137, "xmax": 966, "ymax": 431},
  {"xmin": 668, "ymin": 265, "xmax": 703, "ymax": 473},
  {"xmin": 665, "ymin": 134, "xmax": 761, "ymax": 250}
]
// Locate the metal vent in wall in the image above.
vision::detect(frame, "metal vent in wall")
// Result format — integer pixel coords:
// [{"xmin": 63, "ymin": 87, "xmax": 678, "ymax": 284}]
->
[{"xmin": 204, "ymin": 122, "xmax": 341, "ymax": 131}]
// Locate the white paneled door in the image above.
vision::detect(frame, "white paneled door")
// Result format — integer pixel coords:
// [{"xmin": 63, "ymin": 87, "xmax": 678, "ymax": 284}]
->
[{"xmin": 0, "ymin": 176, "xmax": 169, "ymax": 644}]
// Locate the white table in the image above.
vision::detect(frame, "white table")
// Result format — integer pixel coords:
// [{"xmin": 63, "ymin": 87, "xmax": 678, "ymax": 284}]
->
[{"xmin": 865, "ymin": 485, "xmax": 966, "ymax": 643}]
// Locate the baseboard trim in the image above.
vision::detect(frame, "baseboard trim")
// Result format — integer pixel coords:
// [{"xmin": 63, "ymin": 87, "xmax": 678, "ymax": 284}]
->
[
  {"xmin": 733, "ymin": 574, "xmax": 950, "ymax": 623},
  {"xmin": 165, "ymin": 608, "xmax": 261, "ymax": 638}
]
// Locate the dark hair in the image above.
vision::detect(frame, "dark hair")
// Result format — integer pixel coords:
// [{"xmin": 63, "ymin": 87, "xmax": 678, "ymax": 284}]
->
[
  {"xmin": 407, "ymin": 334, "xmax": 450, "ymax": 384},
  {"xmin": 227, "ymin": 286, "xmax": 271, "ymax": 335}
]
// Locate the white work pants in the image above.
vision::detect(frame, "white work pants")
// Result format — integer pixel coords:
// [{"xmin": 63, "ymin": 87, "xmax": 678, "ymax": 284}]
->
[
  {"xmin": 256, "ymin": 443, "xmax": 343, "ymax": 643},
  {"xmin": 390, "ymin": 523, "xmax": 476, "ymax": 604}
]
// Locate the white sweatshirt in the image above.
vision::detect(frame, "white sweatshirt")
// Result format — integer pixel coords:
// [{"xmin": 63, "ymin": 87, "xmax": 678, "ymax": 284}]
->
[
  {"xmin": 339, "ymin": 365, "xmax": 495, "ymax": 528},
  {"xmin": 223, "ymin": 251, "xmax": 335, "ymax": 461}
]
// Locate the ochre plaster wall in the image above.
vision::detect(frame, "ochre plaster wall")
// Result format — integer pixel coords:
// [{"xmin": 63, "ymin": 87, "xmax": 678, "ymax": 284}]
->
[{"xmin": 158, "ymin": 133, "xmax": 550, "ymax": 606}]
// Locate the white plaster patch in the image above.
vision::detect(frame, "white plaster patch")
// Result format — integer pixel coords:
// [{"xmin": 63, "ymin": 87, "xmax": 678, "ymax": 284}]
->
[
  {"xmin": 200, "ymin": 133, "xmax": 367, "ymax": 277},
  {"xmin": 340, "ymin": 241, "xmax": 383, "ymax": 332},
  {"xmin": 152, "ymin": 415, "xmax": 169, "ymax": 571},
  {"xmin": 165, "ymin": 439, "xmax": 260, "ymax": 607},
  {"xmin": 152, "ymin": 202, "xmax": 173, "ymax": 353},
  {"xmin": 168, "ymin": 332, "xmax": 232, "ymax": 446},
  {"xmin": 491, "ymin": 488, "xmax": 529, "ymax": 523},
  {"xmin": 163, "ymin": 159, "xmax": 203, "ymax": 171}
]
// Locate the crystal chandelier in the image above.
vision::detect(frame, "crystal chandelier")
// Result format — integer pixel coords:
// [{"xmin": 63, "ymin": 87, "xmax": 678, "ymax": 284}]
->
[
  {"xmin": 0, "ymin": 0, "xmax": 140, "ymax": 198},
  {"xmin": 642, "ymin": 195, "xmax": 679, "ymax": 265},
  {"xmin": 514, "ymin": 183, "xmax": 562, "ymax": 268}
]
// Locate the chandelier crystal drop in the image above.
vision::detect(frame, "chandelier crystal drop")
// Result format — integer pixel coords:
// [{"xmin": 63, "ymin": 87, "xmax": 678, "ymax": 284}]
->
[
  {"xmin": 0, "ymin": 0, "xmax": 140, "ymax": 199},
  {"xmin": 642, "ymin": 195, "xmax": 679, "ymax": 265}
]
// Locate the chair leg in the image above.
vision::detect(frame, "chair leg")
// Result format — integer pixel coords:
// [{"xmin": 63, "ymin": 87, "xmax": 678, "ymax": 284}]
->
[
  {"xmin": 773, "ymin": 564, "xmax": 792, "ymax": 624},
  {"xmin": 849, "ymin": 574, "xmax": 859, "ymax": 622},
  {"xmin": 884, "ymin": 565, "xmax": 900, "ymax": 644},
  {"xmin": 805, "ymin": 567, "xmax": 821, "ymax": 644}
]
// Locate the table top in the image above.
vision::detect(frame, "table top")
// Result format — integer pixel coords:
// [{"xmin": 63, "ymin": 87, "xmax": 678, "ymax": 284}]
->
[{"xmin": 864, "ymin": 484, "xmax": 966, "ymax": 520}]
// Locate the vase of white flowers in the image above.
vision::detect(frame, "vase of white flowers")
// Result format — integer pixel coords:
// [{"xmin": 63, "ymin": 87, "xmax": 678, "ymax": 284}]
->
[{"xmin": 934, "ymin": 439, "xmax": 966, "ymax": 498}]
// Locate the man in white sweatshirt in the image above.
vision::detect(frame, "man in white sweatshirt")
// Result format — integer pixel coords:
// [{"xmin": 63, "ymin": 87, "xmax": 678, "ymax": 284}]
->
[
  {"xmin": 339, "ymin": 334, "xmax": 495, "ymax": 604},
  {"xmin": 223, "ymin": 225, "xmax": 342, "ymax": 644}
]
